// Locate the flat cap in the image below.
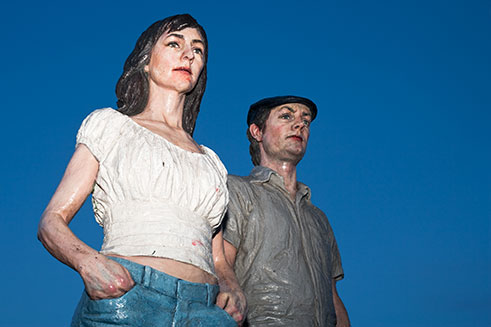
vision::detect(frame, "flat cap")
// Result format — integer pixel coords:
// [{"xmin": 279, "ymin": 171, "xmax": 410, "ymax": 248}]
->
[{"xmin": 247, "ymin": 95, "xmax": 317, "ymax": 125}]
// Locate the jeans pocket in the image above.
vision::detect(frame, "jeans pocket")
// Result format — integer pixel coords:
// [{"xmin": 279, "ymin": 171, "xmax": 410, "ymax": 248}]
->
[
  {"xmin": 73, "ymin": 285, "xmax": 143, "ymax": 326},
  {"xmin": 215, "ymin": 305, "xmax": 238, "ymax": 327},
  {"xmin": 86, "ymin": 284, "xmax": 140, "ymax": 314}
]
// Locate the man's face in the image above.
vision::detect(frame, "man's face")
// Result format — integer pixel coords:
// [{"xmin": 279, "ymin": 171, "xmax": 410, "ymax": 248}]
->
[{"xmin": 254, "ymin": 103, "xmax": 312, "ymax": 165}]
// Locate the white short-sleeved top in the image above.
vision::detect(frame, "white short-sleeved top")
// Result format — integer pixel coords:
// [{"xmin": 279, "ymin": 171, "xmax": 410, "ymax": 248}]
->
[{"xmin": 76, "ymin": 108, "xmax": 229, "ymax": 276}]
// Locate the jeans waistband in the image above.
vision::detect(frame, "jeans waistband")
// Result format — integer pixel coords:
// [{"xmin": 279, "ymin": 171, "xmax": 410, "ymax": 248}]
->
[{"xmin": 109, "ymin": 256, "xmax": 219, "ymax": 306}]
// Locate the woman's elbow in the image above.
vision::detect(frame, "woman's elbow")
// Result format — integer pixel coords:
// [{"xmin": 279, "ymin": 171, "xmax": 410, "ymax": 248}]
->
[
  {"xmin": 37, "ymin": 212, "xmax": 50, "ymax": 243},
  {"xmin": 37, "ymin": 211, "xmax": 60, "ymax": 243}
]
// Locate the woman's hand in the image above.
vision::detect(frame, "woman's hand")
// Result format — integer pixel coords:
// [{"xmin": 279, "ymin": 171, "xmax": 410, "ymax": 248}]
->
[
  {"xmin": 38, "ymin": 145, "xmax": 134, "ymax": 300},
  {"xmin": 78, "ymin": 255, "xmax": 135, "ymax": 300},
  {"xmin": 216, "ymin": 288, "xmax": 247, "ymax": 325},
  {"xmin": 213, "ymin": 229, "xmax": 248, "ymax": 325}
]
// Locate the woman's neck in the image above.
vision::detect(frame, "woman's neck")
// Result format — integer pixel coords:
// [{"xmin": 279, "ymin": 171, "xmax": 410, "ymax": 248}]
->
[{"xmin": 140, "ymin": 85, "xmax": 186, "ymax": 129}]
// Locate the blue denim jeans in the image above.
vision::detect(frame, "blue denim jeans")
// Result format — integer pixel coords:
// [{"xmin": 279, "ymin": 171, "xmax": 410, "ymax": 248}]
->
[{"xmin": 71, "ymin": 257, "xmax": 237, "ymax": 326}]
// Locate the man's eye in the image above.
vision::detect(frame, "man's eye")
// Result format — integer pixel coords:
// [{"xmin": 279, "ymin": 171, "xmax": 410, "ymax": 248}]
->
[
  {"xmin": 303, "ymin": 119, "xmax": 311, "ymax": 126},
  {"xmin": 167, "ymin": 41, "xmax": 179, "ymax": 48},
  {"xmin": 280, "ymin": 114, "xmax": 291, "ymax": 119}
]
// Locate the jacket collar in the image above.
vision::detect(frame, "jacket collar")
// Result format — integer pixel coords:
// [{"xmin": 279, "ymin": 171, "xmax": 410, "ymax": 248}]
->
[{"xmin": 249, "ymin": 166, "xmax": 311, "ymax": 200}]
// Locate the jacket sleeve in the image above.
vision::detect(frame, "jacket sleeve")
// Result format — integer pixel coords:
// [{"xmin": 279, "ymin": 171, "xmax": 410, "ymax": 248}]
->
[{"xmin": 222, "ymin": 175, "xmax": 251, "ymax": 250}]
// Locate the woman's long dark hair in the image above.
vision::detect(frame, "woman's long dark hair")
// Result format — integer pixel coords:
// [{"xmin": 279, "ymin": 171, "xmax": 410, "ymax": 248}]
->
[{"xmin": 115, "ymin": 14, "xmax": 208, "ymax": 135}]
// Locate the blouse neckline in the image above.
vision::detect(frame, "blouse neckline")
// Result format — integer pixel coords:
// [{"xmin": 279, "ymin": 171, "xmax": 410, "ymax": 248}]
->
[{"xmin": 112, "ymin": 108, "xmax": 208, "ymax": 156}]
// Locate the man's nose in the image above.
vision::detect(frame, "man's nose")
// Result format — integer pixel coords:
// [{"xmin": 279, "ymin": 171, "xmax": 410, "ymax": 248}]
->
[{"xmin": 293, "ymin": 118, "xmax": 304, "ymax": 130}]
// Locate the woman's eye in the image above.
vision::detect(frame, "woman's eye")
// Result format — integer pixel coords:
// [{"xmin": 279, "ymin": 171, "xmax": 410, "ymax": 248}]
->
[
  {"xmin": 193, "ymin": 48, "xmax": 203, "ymax": 55},
  {"xmin": 167, "ymin": 41, "xmax": 179, "ymax": 48}
]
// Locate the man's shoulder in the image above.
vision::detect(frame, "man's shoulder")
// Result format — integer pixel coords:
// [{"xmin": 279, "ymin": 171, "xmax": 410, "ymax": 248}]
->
[
  {"xmin": 301, "ymin": 197, "xmax": 335, "ymax": 232},
  {"xmin": 227, "ymin": 173, "xmax": 249, "ymax": 182},
  {"xmin": 227, "ymin": 174, "xmax": 260, "ymax": 203},
  {"xmin": 309, "ymin": 203, "xmax": 328, "ymax": 219},
  {"xmin": 296, "ymin": 183, "xmax": 329, "ymax": 217},
  {"xmin": 301, "ymin": 193, "xmax": 327, "ymax": 216},
  {"xmin": 227, "ymin": 174, "xmax": 254, "ymax": 189}
]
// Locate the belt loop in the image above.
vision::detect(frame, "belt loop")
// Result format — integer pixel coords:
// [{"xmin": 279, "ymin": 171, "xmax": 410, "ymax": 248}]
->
[
  {"xmin": 142, "ymin": 265, "xmax": 152, "ymax": 287},
  {"xmin": 176, "ymin": 279, "xmax": 183, "ymax": 299},
  {"xmin": 207, "ymin": 284, "xmax": 213, "ymax": 306}
]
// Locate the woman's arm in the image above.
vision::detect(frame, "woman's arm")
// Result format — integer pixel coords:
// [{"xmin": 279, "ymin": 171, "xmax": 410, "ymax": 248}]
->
[
  {"xmin": 38, "ymin": 144, "xmax": 134, "ymax": 300},
  {"xmin": 213, "ymin": 229, "xmax": 247, "ymax": 325}
]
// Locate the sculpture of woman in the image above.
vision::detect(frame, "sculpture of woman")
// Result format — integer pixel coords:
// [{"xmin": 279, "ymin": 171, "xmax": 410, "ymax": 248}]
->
[{"xmin": 38, "ymin": 14, "xmax": 245, "ymax": 326}]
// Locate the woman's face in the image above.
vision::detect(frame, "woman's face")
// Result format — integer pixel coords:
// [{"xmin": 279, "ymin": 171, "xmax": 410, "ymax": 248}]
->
[{"xmin": 145, "ymin": 27, "xmax": 205, "ymax": 94}]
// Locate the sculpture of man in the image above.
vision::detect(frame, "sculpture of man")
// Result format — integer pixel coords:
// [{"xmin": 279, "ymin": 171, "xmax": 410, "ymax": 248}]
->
[{"xmin": 223, "ymin": 96, "xmax": 350, "ymax": 326}]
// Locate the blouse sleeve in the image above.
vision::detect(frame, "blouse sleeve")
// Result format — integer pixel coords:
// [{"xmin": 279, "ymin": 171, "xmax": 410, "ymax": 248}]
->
[
  {"xmin": 201, "ymin": 146, "xmax": 229, "ymax": 232},
  {"xmin": 76, "ymin": 108, "xmax": 120, "ymax": 162},
  {"xmin": 203, "ymin": 146, "xmax": 228, "ymax": 179}
]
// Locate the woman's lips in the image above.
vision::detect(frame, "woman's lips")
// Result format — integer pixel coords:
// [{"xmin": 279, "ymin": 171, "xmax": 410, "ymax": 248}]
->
[
  {"xmin": 173, "ymin": 67, "xmax": 192, "ymax": 75},
  {"xmin": 288, "ymin": 135, "xmax": 303, "ymax": 142}
]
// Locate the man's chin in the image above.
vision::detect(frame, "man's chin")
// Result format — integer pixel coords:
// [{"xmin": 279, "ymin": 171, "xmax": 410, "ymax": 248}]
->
[
  {"xmin": 281, "ymin": 151, "xmax": 305, "ymax": 164},
  {"xmin": 288, "ymin": 147, "xmax": 306, "ymax": 157}
]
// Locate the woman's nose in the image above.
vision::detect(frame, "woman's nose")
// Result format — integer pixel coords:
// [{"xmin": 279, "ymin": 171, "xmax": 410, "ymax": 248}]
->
[{"xmin": 182, "ymin": 46, "xmax": 195, "ymax": 62}]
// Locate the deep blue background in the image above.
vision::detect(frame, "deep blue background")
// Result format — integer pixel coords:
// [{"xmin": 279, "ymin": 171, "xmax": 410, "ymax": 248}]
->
[{"xmin": 1, "ymin": 1, "xmax": 490, "ymax": 326}]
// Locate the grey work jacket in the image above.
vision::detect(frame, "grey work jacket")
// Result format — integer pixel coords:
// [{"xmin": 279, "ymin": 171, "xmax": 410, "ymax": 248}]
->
[{"xmin": 223, "ymin": 166, "xmax": 344, "ymax": 327}]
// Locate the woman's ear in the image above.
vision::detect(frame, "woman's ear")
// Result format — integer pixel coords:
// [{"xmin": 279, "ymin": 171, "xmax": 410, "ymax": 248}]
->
[{"xmin": 249, "ymin": 124, "xmax": 263, "ymax": 142}]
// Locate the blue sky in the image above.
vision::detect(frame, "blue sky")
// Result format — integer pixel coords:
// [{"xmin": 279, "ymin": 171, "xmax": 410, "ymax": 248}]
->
[{"xmin": 1, "ymin": 0, "xmax": 490, "ymax": 326}]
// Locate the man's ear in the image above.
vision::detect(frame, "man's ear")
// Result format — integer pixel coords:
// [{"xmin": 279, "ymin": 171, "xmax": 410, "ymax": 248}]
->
[{"xmin": 249, "ymin": 124, "xmax": 263, "ymax": 142}]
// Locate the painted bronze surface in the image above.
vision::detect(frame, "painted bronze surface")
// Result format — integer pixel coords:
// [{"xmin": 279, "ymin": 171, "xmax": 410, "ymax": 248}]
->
[{"xmin": 224, "ymin": 167, "xmax": 344, "ymax": 326}]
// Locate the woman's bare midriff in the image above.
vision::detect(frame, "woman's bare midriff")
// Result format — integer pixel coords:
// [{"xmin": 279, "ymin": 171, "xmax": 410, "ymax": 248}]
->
[{"xmin": 108, "ymin": 254, "xmax": 217, "ymax": 284}]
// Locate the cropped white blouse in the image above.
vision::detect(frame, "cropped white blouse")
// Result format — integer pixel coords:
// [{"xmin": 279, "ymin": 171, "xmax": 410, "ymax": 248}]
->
[{"xmin": 76, "ymin": 108, "xmax": 229, "ymax": 277}]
